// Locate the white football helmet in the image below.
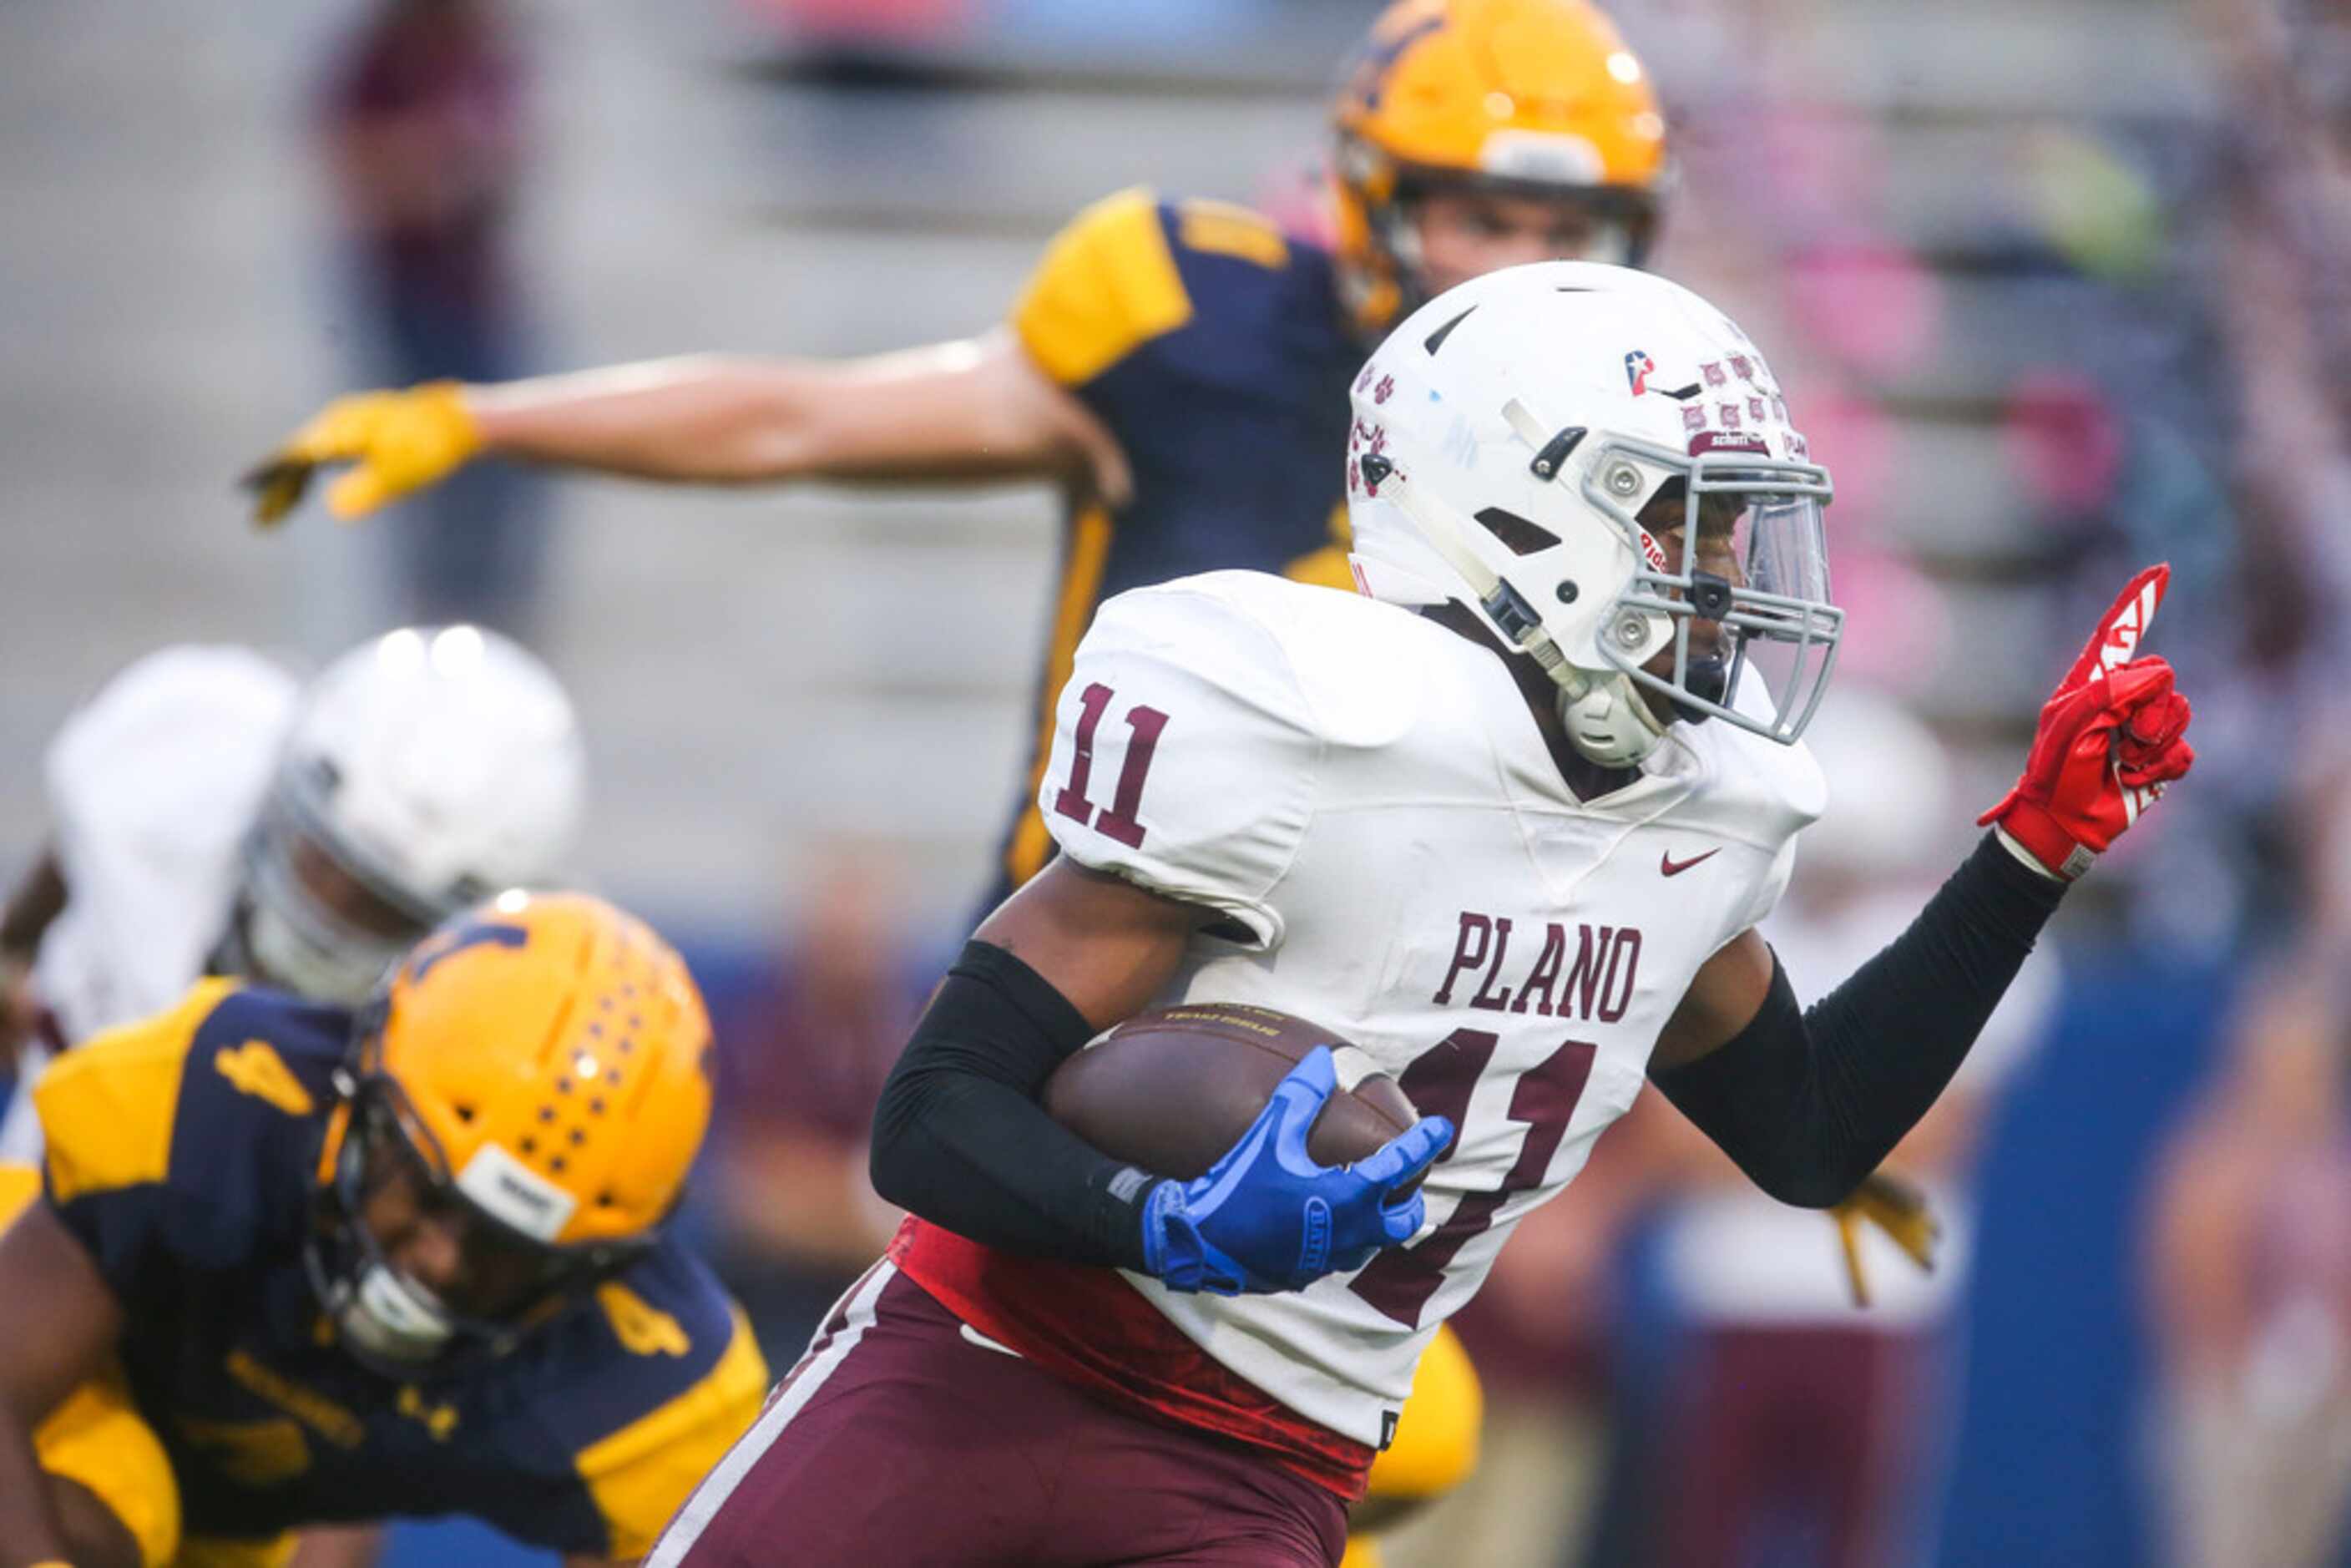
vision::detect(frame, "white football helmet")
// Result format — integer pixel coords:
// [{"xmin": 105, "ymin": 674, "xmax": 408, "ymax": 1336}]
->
[
  {"xmin": 228, "ymin": 625, "xmax": 587, "ymax": 1004},
  {"xmin": 1345, "ymin": 261, "xmax": 1840, "ymax": 767}
]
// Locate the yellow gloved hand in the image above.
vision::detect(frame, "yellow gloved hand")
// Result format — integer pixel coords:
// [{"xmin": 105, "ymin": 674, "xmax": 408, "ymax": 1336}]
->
[
  {"xmin": 245, "ymin": 381, "xmax": 482, "ymax": 526},
  {"xmin": 1831, "ymin": 1168, "xmax": 1940, "ymax": 1308}
]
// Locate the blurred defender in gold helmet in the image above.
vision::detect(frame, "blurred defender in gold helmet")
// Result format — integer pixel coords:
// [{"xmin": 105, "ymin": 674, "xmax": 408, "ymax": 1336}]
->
[
  {"xmin": 311, "ymin": 889, "xmax": 716, "ymax": 1370},
  {"xmin": 1332, "ymin": 0, "xmax": 1671, "ymax": 327},
  {"xmin": 0, "ymin": 890, "xmax": 762, "ymax": 1568}
]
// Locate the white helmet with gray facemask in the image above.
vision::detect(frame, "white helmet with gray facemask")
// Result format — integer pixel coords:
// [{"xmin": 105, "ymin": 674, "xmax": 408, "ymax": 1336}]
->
[
  {"xmin": 1343, "ymin": 260, "xmax": 1840, "ymax": 767},
  {"xmin": 229, "ymin": 625, "xmax": 587, "ymax": 1004}
]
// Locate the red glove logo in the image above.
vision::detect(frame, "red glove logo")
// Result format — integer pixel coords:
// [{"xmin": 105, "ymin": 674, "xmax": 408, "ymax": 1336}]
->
[{"xmin": 1979, "ymin": 564, "xmax": 2196, "ymax": 879}]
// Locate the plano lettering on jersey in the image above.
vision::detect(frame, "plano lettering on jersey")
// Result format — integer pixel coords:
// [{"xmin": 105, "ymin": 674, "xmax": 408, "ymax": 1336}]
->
[{"xmin": 1430, "ymin": 911, "xmax": 1643, "ymax": 1022}]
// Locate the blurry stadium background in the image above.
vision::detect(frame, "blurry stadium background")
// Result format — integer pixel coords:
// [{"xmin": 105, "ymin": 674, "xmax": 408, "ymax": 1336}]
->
[{"xmin": 2, "ymin": 0, "xmax": 2338, "ymax": 1563}]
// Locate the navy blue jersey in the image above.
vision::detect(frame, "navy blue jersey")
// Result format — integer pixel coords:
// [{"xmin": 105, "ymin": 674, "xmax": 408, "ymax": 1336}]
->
[
  {"xmin": 32, "ymin": 980, "xmax": 766, "ymax": 1559},
  {"xmin": 989, "ymin": 189, "xmax": 1364, "ymax": 903}
]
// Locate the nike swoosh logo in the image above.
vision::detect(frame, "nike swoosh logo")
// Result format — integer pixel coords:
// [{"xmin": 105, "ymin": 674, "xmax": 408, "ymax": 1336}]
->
[{"xmin": 1661, "ymin": 848, "xmax": 1722, "ymax": 878}]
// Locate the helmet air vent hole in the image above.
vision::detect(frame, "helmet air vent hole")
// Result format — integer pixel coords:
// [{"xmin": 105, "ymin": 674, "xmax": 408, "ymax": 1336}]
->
[
  {"xmin": 453, "ymin": 1103, "xmax": 476, "ymax": 1124},
  {"xmin": 589, "ymin": 1097, "xmax": 606, "ymax": 1115},
  {"xmin": 538, "ymin": 1105, "xmax": 555, "ymax": 1123},
  {"xmin": 1423, "ymin": 305, "xmax": 1476, "ymax": 356},
  {"xmin": 597, "ymin": 1191, "xmax": 616, "ymax": 1209},
  {"xmin": 1556, "ymin": 581, "xmax": 1580, "ymax": 604},
  {"xmin": 570, "ymin": 1128, "xmax": 587, "ymax": 1146},
  {"xmin": 520, "ymin": 1136, "xmax": 537, "ymax": 1154},
  {"xmin": 1473, "ymin": 507, "xmax": 1561, "ymax": 557},
  {"xmin": 549, "ymin": 1156, "xmax": 566, "ymax": 1173}
]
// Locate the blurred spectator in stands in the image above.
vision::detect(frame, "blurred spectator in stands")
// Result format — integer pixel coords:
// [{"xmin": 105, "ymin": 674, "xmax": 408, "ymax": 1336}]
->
[
  {"xmin": 2144, "ymin": 676, "xmax": 2351, "ymax": 1566},
  {"xmin": 319, "ymin": 0, "xmax": 548, "ymax": 637},
  {"xmin": 705, "ymin": 850, "xmax": 925, "ymax": 1369},
  {"xmin": 1588, "ymin": 690, "xmax": 2060, "ymax": 1568},
  {"xmin": 2199, "ymin": 0, "xmax": 2351, "ymax": 672},
  {"xmin": 2145, "ymin": 945, "xmax": 2351, "ymax": 1568}
]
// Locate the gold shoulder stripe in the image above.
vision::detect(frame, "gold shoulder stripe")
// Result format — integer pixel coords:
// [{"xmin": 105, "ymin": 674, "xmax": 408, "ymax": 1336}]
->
[
  {"xmin": 576, "ymin": 1304, "xmax": 770, "ymax": 1560},
  {"xmin": 1012, "ymin": 186, "xmax": 1193, "ymax": 387},
  {"xmin": 215, "ymin": 1042, "xmax": 315, "ymax": 1118},
  {"xmin": 1176, "ymin": 199, "xmax": 1290, "ymax": 271},
  {"xmin": 38, "ymin": 979, "xmax": 239, "ymax": 1204}
]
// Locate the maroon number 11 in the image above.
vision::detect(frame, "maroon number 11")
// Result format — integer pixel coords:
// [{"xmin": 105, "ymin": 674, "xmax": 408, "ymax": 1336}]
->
[{"xmin": 1051, "ymin": 681, "xmax": 1169, "ymax": 850}]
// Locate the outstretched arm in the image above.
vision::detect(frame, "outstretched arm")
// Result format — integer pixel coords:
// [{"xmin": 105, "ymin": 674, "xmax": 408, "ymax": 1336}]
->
[
  {"xmin": 1646, "ymin": 838, "xmax": 2064, "ymax": 1207},
  {"xmin": 249, "ymin": 330, "xmax": 1130, "ymax": 522},
  {"xmin": 1647, "ymin": 565, "xmax": 2195, "ymax": 1207}
]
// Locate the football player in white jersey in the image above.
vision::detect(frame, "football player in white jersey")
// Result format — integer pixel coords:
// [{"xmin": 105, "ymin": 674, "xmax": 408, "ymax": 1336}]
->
[
  {"xmin": 648, "ymin": 263, "xmax": 2196, "ymax": 1568},
  {"xmin": 0, "ymin": 625, "xmax": 586, "ymax": 1163}
]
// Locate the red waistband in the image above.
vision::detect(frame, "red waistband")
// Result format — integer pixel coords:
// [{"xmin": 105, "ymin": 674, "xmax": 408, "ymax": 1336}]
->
[{"xmin": 888, "ymin": 1218, "xmax": 1373, "ymax": 1500}]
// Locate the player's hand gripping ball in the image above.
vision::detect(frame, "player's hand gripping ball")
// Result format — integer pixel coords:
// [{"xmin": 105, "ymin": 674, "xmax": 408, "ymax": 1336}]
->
[
  {"xmin": 1143, "ymin": 1046, "xmax": 1451, "ymax": 1296},
  {"xmin": 1045, "ymin": 1006, "xmax": 1452, "ymax": 1297},
  {"xmin": 245, "ymin": 381, "xmax": 481, "ymax": 526},
  {"xmin": 1979, "ymin": 563, "xmax": 2195, "ymax": 879}
]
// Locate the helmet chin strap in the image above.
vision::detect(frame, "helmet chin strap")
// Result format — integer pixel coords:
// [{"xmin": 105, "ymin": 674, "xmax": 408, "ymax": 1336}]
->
[
  {"xmin": 1375, "ymin": 463, "xmax": 1666, "ymax": 767},
  {"xmin": 1558, "ymin": 676, "xmax": 1668, "ymax": 769}
]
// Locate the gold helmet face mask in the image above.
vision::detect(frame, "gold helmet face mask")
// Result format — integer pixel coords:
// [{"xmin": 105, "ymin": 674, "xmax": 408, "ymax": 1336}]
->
[{"xmin": 1332, "ymin": 0, "xmax": 1671, "ymax": 330}]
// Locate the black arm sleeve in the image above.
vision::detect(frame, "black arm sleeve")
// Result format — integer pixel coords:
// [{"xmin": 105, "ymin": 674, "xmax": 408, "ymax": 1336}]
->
[
  {"xmin": 868, "ymin": 941, "xmax": 1160, "ymax": 1271},
  {"xmin": 1647, "ymin": 832, "xmax": 2065, "ymax": 1208}
]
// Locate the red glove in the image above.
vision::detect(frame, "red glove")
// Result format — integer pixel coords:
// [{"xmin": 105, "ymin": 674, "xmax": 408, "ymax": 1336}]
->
[{"xmin": 1979, "ymin": 564, "xmax": 2196, "ymax": 880}]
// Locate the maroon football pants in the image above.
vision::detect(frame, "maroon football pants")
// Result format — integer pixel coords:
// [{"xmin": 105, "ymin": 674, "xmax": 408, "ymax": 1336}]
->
[{"xmin": 647, "ymin": 1262, "xmax": 1347, "ymax": 1567}]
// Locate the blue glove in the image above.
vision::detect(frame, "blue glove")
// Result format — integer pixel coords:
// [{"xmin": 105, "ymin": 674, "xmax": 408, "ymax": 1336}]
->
[{"xmin": 1138, "ymin": 1045, "xmax": 1454, "ymax": 1296}]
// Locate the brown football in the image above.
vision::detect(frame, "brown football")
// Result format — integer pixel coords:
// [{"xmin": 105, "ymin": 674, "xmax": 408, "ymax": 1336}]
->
[{"xmin": 1044, "ymin": 1002, "xmax": 1420, "ymax": 1186}]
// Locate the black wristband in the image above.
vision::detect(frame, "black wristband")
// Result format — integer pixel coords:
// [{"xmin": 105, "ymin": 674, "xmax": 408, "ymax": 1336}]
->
[{"xmin": 869, "ymin": 942, "xmax": 1160, "ymax": 1271}]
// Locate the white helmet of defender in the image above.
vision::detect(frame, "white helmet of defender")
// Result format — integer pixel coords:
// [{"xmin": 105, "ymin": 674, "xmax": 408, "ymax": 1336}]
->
[
  {"xmin": 230, "ymin": 625, "xmax": 587, "ymax": 1004},
  {"xmin": 1344, "ymin": 261, "xmax": 1840, "ymax": 767}
]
